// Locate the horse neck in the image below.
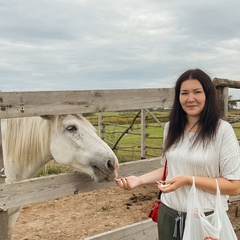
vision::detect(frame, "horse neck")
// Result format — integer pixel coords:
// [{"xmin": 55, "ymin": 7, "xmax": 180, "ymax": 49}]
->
[{"xmin": 2, "ymin": 117, "xmax": 52, "ymax": 182}]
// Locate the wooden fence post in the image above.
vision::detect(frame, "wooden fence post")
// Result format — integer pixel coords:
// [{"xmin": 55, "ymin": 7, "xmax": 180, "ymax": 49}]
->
[
  {"xmin": 98, "ymin": 112, "xmax": 104, "ymax": 139},
  {"xmin": 0, "ymin": 121, "xmax": 9, "ymax": 240},
  {"xmin": 141, "ymin": 109, "xmax": 146, "ymax": 159},
  {"xmin": 215, "ymin": 86, "xmax": 228, "ymax": 120}
]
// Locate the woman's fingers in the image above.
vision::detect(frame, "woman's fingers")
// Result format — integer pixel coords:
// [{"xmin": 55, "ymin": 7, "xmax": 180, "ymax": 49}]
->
[
  {"xmin": 161, "ymin": 183, "xmax": 171, "ymax": 188},
  {"xmin": 116, "ymin": 178, "xmax": 130, "ymax": 190},
  {"xmin": 115, "ymin": 178, "xmax": 123, "ymax": 187},
  {"xmin": 156, "ymin": 180, "xmax": 172, "ymax": 191}
]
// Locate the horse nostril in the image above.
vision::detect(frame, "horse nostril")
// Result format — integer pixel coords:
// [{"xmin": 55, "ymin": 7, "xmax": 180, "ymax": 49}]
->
[{"xmin": 107, "ymin": 159, "xmax": 115, "ymax": 171}]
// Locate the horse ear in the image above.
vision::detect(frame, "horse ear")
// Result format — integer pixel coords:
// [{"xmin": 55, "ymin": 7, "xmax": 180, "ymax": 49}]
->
[{"xmin": 40, "ymin": 115, "xmax": 56, "ymax": 121}]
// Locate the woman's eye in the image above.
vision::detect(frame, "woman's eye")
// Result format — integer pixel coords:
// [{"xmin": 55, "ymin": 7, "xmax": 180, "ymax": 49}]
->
[{"xmin": 66, "ymin": 125, "xmax": 77, "ymax": 132}]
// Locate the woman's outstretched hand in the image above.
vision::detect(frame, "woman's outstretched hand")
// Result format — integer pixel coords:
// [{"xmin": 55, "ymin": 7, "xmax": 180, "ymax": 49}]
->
[{"xmin": 115, "ymin": 176, "xmax": 141, "ymax": 190}]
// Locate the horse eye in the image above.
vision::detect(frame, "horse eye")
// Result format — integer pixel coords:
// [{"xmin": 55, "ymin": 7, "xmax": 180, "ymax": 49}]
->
[{"xmin": 66, "ymin": 125, "xmax": 77, "ymax": 132}]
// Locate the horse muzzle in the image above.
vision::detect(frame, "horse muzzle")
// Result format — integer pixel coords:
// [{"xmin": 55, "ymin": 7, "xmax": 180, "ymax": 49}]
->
[{"xmin": 91, "ymin": 158, "xmax": 119, "ymax": 182}]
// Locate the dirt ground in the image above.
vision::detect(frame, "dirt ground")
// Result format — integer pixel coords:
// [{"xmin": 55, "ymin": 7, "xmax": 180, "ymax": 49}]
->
[{"xmin": 13, "ymin": 184, "xmax": 240, "ymax": 240}]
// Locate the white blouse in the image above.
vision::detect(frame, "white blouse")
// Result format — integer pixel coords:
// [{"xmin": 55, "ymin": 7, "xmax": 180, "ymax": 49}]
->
[{"xmin": 161, "ymin": 119, "xmax": 240, "ymax": 212}]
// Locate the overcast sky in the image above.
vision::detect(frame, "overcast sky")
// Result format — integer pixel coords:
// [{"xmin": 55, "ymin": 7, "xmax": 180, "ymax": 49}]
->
[{"xmin": 0, "ymin": 0, "xmax": 240, "ymax": 92}]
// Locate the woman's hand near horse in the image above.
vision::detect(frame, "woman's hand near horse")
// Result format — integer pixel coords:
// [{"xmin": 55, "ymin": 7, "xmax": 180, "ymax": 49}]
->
[
  {"xmin": 116, "ymin": 176, "xmax": 140, "ymax": 190},
  {"xmin": 116, "ymin": 167, "xmax": 165, "ymax": 190}
]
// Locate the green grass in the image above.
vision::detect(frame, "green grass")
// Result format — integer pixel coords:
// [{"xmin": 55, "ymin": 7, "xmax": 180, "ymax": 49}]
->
[
  {"xmin": 35, "ymin": 161, "xmax": 72, "ymax": 177},
  {"xmin": 231, "ymin": 124, "xmax": 240, "ymax": 140}
]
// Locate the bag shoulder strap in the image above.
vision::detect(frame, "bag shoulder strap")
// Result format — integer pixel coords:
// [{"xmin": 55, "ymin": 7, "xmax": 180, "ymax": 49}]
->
[
  {"xmin": 162, "ymin": 159, "xmax": 167, "ymax": 181},
  {"xmin": 157, "ymin": 160, "xmax": 168, "ymax": 199}
]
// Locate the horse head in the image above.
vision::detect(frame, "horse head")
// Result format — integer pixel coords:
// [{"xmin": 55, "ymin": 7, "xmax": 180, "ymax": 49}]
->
[{"xmin": 42, "ymin": 114, "xmax": 119, "ymax": 182}]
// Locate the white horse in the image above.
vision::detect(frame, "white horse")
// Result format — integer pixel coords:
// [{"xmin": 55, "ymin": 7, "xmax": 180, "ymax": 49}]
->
[{"xmin": 0, "ymin": 114, "xmax": 119, "ymax": 239}]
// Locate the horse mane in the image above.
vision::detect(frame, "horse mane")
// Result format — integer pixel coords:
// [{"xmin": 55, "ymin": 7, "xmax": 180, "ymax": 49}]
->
[
  {"xmin": 4, "ymin": 114, "xmax": 96, "ymax": 170},
  {"xmin": 5, "ymin": 117, "xmax": 52, "ymax": 169}
]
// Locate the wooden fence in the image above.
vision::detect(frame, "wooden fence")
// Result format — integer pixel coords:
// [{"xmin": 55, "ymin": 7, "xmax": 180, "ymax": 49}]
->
[
  {"xmin": 213, "ymin": 77, "xmax": 240, "ymax": 120},
  {"xmin": 0, "ymin": 88, "xmax": 173, "ymax": 240},
  {"xmin": 0, "ymin": 78, "xmax": 239, "ymax": 240}
]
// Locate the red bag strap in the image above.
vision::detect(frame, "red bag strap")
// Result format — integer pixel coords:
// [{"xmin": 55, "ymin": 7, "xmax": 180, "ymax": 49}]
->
[
  {"xmin": 162, "ymin": 159, "xmax": 167, "ymax": 181},
  {"xmin": 157, "ymin": 160, "xmax": 168, "ymax": 199}
]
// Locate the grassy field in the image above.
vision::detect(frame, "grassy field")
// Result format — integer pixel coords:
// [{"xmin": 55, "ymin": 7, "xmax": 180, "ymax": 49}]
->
[{"xmin": 102, "ymin": 122, "xmax": 164, "ymax": 162}]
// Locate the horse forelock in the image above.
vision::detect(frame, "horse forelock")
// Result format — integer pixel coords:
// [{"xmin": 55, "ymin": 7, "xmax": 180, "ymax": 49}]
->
[
  {"xmin": 5, "ymin": 117, "xmax": 51, "ymax": 170},
  {"xmin": 76, "ymin": 114, "xmax": 97, "ymax": 132},
  {"xmin": 52, "ymin": 114, "xmax": 96, "ymax": 133}
]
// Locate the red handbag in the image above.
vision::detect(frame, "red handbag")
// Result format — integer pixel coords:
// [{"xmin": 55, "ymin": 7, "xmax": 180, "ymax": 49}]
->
[{"xmin": 148, "ymin": 160, "xmax": 167, "ymax": 222}]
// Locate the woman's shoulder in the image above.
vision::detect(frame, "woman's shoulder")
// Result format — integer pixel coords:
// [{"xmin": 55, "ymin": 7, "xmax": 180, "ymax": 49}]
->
[
  {"xmin": 165, "ymin": 121, "xmax": 170, "ymax": 127},
  {"xmin": 164, "ymin": 121, "xmax": 170, "ymax": 131},
  {"xmin": 218, "ymin": 119, "xmax": 232, "ymax": 128},
  {"xmin": 217, "ymin": 119, "xmax": 235, "ymax": 133}
]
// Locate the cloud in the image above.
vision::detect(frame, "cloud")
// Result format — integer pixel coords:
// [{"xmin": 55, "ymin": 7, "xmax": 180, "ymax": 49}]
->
[{"xmin": 0, "ymin": 0, "xmax": 239, "ymax": 92}]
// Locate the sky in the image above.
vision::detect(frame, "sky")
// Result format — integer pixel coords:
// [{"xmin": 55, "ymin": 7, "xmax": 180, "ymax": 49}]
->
[{"xmin": 0, "ymin": 0, "xmax": 240, "ymax": 93}]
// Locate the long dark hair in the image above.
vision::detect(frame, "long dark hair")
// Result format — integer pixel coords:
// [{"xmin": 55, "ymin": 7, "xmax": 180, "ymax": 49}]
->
[{"xmin": 163, "ymin": 69, "xmax": 220, "ymax": 155}]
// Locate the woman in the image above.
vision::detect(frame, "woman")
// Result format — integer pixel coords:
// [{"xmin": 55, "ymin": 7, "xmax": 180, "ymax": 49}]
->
[{"xmin": 116, "ymin": 69, "xmax": 240, "ymax": 239}]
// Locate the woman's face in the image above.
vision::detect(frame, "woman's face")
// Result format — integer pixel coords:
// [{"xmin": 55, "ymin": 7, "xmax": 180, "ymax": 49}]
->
[{"xmin": 179, "ymin": 79, "xmax": 206, "ymax": 118}]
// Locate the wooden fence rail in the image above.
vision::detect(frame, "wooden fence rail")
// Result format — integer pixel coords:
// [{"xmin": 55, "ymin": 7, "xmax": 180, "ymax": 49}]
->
[
  {"xmin": 0, "ymin": 158, "xmax": 160, "ymax": 210},
  {"xmin": 82, "ymin": 219, "xmax": 158, "ymax": 240},
  {"xmin": 0, "ymin": 88, "xmax": 174, "ymax": 118}
]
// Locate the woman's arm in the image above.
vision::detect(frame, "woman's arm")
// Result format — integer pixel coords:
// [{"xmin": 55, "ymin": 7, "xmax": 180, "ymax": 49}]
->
[
  {"xmin": 116, "ymin": 167, "xmax": 165, "ymax": 190},
  {"xmin": 196, "ymin": 176, "xmax": 240, "ymax": 195},
  {"xmin": 158, "ymin": 175, "xmax": 240, "ymax": 195}
]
